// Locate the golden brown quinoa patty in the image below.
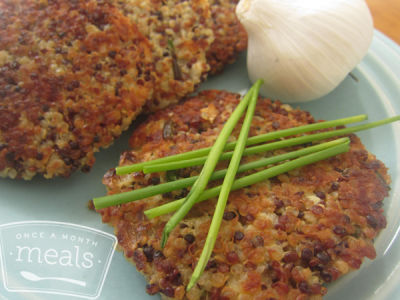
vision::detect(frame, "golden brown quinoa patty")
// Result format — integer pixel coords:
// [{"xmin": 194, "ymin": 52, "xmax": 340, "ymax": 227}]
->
[
  {"xmin": 0, "ymin": 0, "xmax": 155, "ymax": 179},
  {"xmin": 98, "ymin": 90, "xmax": 390, "ymax": 299}
]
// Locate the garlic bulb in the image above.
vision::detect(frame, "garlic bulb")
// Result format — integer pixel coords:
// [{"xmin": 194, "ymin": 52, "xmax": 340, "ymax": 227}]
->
[{"xmin": 236, "ymin": 0, "xmax": 374, "ymax": 102}]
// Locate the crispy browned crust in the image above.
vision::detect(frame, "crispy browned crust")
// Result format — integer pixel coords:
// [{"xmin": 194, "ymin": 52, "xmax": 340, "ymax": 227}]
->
[
  {"xmin": 0, "ymin": 0, "xmax": 155, "ymax": 179},
  {"xmin": 98, "ymin": 90, "xmax": 390, "ymax": 299},
  {"xmin": 207, "ymin": 0, "xmax": 248, "ymax": 74}
]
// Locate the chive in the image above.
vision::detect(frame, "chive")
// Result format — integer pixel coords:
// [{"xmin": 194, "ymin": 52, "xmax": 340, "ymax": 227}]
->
[
  {"xmin": 93, "ymin": 138, "xmax": 348, "ymax": 209},
  {"xmin": 187, "ymin": 77, "xmax": 258, "ymax": 290},
  {"xmin": 142, "ymin": 115, "xmax": 400, "ymax": 173},
  {"xmin": 115, "ymin": 114, "xmax": 367, "ymax": 175},
  {"xmin": 160, "ymin": 80, "xmax": 263, "ymax": 248},
  {"xmin": 144, "ymin": 142, "xmax": 350, "ymax": 219}
]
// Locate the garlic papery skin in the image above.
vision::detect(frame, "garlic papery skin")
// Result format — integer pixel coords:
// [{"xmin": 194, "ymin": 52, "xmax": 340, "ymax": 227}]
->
[{"xmin": 236, "ymin": 0, "xmax": 374, "ymax": 103}]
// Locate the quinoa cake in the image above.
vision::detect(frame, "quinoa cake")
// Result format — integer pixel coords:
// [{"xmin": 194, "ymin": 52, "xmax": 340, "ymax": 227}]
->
[
  {"xmin": 98, "ymin": 90, "xmax": 390, "ymax": 299},
  {"xmin": 0, "ymin": 0, "xmax": 155, "ymax": 179}
]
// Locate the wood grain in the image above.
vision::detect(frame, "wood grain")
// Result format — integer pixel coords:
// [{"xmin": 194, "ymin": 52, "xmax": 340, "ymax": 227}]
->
[{"xmin": 366, "ymin": 0, "xmax": 400, "ymax": 44}]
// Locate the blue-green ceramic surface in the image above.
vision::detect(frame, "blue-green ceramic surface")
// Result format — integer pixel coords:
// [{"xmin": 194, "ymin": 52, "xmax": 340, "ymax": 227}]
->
[{"xmin": 0, "ymin": 31, "xmax": 399, "ymax": 299}]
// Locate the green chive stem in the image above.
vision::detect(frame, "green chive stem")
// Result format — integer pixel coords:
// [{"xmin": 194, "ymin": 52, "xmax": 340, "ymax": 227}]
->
[
  {"xmin": 160, "ymin": 80, "xmax": 263, "ymax": 248},
  {"xmin": 115, "ymin": 114, "xmax": 367, "ymax": 175},
  {"xmin": 187, "ymin": 78, "xmax": 258, "ymax": 290},
  {"xmin": 144, "ymin": 142, "xmax": 350, "ymax": 219},
  {"xmin": 143, "ymin": 115, "xmax": 400, "ymax": 174},
  {"xmin": 93, "ymin": 138, "xmax": 348, "ymax": 209}
]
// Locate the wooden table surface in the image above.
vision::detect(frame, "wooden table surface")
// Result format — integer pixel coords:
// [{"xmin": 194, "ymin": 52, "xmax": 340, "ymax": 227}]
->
[{"xmin": 366, "ymin": 0, "xmax": 400, "ymax": 44}]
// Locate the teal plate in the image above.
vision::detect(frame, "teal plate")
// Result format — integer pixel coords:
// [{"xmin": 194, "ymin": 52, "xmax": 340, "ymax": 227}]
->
[{"xmin": 0, "ymin": 31, "xmax": 399, "ymax": 300}]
